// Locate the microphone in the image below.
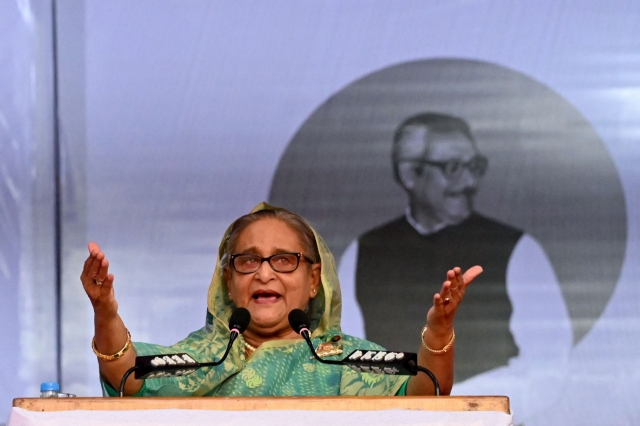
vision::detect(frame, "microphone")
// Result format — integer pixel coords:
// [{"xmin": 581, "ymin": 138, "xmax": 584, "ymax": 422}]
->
[
  {"xmin": 118, "ymin": 308, "xmax": 251, "ymax": 397},
  {"xmin": 228, "ymin": 307, "xmax": 252, "ymax": 346},
  {"xmin": 287, "ymin": 308, "xmax": 311, "ymax": 336},
  {"xmin": 288, "ymin": 309, "xmax": 440, "ymax": 395},
  {"xmin": 288, "ymin": 309, "xmax": 342, "ymax": 365}
]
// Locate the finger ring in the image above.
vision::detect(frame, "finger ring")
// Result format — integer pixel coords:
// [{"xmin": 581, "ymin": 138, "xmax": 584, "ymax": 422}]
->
[
  {"xmin": 444, "ymin": 297, "xmax": 451, "ymax": 304},
  {"xmin": 93, "ymin": 278, "xmax": 102, "ymax": 286}
]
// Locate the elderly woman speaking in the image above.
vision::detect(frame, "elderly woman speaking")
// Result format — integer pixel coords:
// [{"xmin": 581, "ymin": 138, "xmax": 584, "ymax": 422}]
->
[{"xmin": 81, "ymin": 203, "xmax": 482, "ymax": 397}]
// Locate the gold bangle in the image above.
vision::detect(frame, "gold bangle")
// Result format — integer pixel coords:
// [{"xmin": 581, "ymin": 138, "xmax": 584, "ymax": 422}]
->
[
  {"xmin": 92, "ymin": 329, "xmax": 131, "ymax": 361},
  {"xmin": 421, "ymin": 326, "xmax": 455, "ymax": 355}
]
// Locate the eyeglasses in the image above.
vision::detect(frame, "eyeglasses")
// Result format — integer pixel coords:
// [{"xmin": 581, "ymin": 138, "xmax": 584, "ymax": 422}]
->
[
  {"xmin": 405, "ymin": 155, "xmax": 488, "ymax": 179},
  {"xmin": 229, "ymin": 253, "xmax": 314, "ymax": 274}
]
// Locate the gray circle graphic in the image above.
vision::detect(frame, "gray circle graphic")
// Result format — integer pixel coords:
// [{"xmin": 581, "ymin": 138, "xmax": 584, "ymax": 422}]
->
[{"xmin": 269, "ymin": 58, "xmax": 626, "ymax": 343}]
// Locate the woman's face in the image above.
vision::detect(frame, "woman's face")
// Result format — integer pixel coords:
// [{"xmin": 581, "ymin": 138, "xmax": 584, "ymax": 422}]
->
[{"xmin": 225, "ymin": 218, "xmax": 321, "ymax": 337}]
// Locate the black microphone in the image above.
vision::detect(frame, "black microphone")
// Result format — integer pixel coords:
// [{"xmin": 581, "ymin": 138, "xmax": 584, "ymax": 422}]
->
[
  {"xmin": 288, "ymin": 309, "xmax": 342, "ymax": 365},
  {"xmin": 118, "ymin": 308, "xmax": 251, "ymax": 397},
  {"xmin": 288, "ymin": 309, "xmax": 440, "ymax": 395},
  {"xmin": 228, "ymin": 307, "xmax": 251, "ymax": 346},
  {"xmin": 288, "ymin": 308, "xmax": 311, "ymax": 336}
]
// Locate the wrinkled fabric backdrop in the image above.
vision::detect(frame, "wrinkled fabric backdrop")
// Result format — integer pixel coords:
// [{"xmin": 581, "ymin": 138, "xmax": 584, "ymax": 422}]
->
[{"xmin": 1, "ymin": 1, "xmax": 639, "ymax": 424}]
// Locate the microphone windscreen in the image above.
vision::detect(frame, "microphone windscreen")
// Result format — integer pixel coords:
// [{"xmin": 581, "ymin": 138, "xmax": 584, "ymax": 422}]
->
[
  {"xmin": 229, "ymin": 307, "xmax": 251, "ymax": 333},
  {"xmin": 288, "ymin": 309, "xmax": 310, "ymax": 334}
]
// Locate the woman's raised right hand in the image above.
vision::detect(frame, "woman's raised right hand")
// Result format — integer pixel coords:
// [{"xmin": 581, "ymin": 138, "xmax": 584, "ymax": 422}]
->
[{"xmin": 80, "ymin": 242, "xmax": 118, "ymax": 321}]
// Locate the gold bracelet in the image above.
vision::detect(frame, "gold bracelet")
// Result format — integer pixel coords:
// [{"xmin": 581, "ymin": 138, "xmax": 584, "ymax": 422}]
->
[
  {"xmin": 92, "ymin": 329, "xmax": 131, "ymax": 361},
  {"xmin": 421, "ymin": 326, "xmax": 455, "ymax": 355}
]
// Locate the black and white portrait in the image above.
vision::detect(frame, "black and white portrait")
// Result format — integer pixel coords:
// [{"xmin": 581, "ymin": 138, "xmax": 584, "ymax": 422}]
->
[{"xmin": 269, "ymin": 58, "xmax": 626, "ymax": 421}]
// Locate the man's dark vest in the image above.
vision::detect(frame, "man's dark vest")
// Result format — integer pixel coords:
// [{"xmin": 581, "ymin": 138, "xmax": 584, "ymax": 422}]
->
[{"xmin": 356, "ymin": 213, "xmax": 522, "ymax": 382}]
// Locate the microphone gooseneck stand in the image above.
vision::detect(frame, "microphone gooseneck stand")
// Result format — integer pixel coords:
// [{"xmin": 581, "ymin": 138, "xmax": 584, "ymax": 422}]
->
[
  {"xmin": 118, "ymin": 307, "xmax": 251, "ymax": 397},
  {"xmin": 288, "ymin": 309, "xmax": 343, "ymax": 366},
  {"xmin": 288, "ymin": 308, "xmax": 441, "ymax": 396}
]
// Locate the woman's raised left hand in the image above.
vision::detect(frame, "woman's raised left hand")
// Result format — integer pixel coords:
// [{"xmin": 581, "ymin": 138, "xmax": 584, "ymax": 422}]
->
[
  {"xmin": 407, "ymin": 265, "xmax": 484, "ymax": 396},
  {"xmin": 426, "ymin": 266, "xmax": 483, "ymax": 334}
]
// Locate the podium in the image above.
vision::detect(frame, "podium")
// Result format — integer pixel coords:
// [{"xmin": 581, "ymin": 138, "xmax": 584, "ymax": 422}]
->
[{"xmin": 9, "ymin": 396, "xmax": 512, "ymax": 426}]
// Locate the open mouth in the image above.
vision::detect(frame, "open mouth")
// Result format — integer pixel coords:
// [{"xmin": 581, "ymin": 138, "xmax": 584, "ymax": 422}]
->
[{"xmin": 252, "ymin": 290, "xmax": 282, "ymax": 304}]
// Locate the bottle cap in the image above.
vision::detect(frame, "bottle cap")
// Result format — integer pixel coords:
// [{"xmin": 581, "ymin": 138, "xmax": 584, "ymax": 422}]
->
[{"xmin": 40, "ymin": 382, "xmax": 60, "ymax": 392}]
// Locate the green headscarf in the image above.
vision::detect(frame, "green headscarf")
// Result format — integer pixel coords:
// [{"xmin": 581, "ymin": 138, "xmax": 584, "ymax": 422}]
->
[{"xmin": 103, "ymin": 203, "xmax": 408, "ymax": 397}]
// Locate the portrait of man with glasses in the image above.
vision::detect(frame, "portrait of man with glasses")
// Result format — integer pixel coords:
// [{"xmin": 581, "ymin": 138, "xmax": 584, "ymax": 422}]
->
[{"xmin": 338, "ymin": 112, "xmax": 568, "ymax": 383}]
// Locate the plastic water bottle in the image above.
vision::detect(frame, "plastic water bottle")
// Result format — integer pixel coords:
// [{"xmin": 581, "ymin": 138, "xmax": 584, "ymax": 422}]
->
[{"xmin": 40, "ymin": 382, "xmax": 60, "ymax": 398}]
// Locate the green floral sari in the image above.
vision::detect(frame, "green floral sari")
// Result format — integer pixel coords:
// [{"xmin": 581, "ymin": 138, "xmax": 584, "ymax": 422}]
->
[{"xmin": 103, "ymin": 203, "xmax": 408, "ymax": 397}]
